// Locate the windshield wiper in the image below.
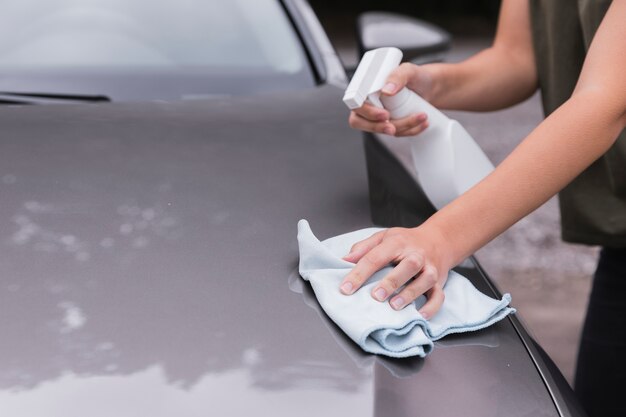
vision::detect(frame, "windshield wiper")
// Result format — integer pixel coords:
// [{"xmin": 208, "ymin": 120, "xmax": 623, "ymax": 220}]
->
[{"xmin": 0, "ymin": 91, "xmax": 111, "ymax": 105}]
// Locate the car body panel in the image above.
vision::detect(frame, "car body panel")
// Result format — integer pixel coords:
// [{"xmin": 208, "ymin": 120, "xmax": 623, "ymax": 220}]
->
[{"xmin": 0, "ymin": 85, "xmax": 561, "ymax": 416}]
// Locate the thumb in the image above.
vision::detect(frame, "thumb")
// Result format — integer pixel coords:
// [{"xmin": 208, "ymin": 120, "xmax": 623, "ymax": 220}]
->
[{"xmin": 381, "ymin": 63, "xmax": 416, "ymax": 96}]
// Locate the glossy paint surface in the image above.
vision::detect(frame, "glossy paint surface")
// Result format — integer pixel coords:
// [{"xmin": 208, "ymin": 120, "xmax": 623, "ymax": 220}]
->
[{"xmin": 0, "ymin": 86, "xmax": 558, "ymax": 416}]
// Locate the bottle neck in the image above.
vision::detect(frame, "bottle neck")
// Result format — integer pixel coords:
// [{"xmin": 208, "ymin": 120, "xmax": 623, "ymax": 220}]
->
[
  {"xmin": 381, "ymin": 87, "xmax": 448, "ymax": 127},
  {"xmin": 381, "ymin": 88, "xmax": 411, "ymax": 114}
]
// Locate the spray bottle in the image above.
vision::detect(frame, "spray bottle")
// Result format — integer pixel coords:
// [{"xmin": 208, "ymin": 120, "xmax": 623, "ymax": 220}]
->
[{"xmin": 343, "ymin": 47, "xmax": 494, "ymax": 209}]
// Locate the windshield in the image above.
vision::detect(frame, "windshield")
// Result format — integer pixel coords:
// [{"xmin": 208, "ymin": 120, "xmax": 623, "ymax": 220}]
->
[{"xmin": 0, "ymin": 0, "xmax": 315, "ymax": 100}]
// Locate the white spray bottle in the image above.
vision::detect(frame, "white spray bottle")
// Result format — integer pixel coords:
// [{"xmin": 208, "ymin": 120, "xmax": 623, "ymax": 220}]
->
[{"xmin": 343, "ymin": 47, "xmax": 494, "ymax": 210}]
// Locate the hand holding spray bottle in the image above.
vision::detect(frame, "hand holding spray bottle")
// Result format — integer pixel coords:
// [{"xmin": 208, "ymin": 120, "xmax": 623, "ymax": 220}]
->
[{"xmin": 343, "ymin": 47, "xmax": 494, "ymax": 210}]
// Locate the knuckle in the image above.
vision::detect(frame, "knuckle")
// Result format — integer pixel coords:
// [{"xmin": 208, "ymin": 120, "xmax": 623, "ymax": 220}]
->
[
  {"xmin": 421, "ymin": 266, "xmax": 438, "ymax": 287},
  {"xmin": 424, "ymin": 264, "xmax": 439, "ymax": 279},
  {"xmin": 389, "ymin": 276, "xmax": 404, "ymax": 291},
  {"xmin": 404, "ymin": 253, "xmax": 423, "ymax": 270},
  {"xmin": 424, "ymin": 272, "xmax": 438, "ymax": 287},
  {"xmin": 385, "ymin": 275, "xmax": 402, "ymax": 291},
  {"xmin": 402, "ymin": 285, "xmax": 418, "ymax": 302}
]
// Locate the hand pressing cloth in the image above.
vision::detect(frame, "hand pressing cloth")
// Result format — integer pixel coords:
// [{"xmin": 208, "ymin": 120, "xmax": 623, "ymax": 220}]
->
[{"xmin": 297, "ymin": 220, "xmax": 515, "ymax": 358}]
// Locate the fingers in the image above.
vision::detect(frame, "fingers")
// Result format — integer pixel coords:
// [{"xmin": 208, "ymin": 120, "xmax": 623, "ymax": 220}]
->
[
  {"xmin": 371, "ymin": 252, "xmax": 425, "ymax": 303},
  {"xmin": 386, "ymin": 264, "xmax": 436, "ymax": 310},
  {"xmin": 349, "ymin": 103, "xmax": 393, "ymax": 135},
  {"xmin": 343, "ymin": 230, "xmax": 386, "ymax": 264},
  {"xmin": 397, "ymin": 120, "xmax": 429, "ymax": 137},
  {"xmin": 349, "ymin": 111, "xmax": 428, "ymax": 137},
  {"xmin": 418, "ymin": 285, "xmax": 446, "ymax": 320},
  {"xmin": 354, "ymin": 102, "xmax": 389, "ymax": 122},
  {"xmin": 340, "ymin": 238, "xmax": 402, "ymax": 295},
  {"xmin": 391, "ymin": 113, "xmax": 428, "ymax": 137},
  {"xmin": 349, "ymin": 111, "xmax": 395, "ymax": 135},
  {"xmin": 339, "ymin": 225, "xmax": 448, "ymax": 320}
]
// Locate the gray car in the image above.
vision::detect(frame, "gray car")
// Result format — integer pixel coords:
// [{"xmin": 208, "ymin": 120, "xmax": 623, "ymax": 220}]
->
[{"xmin": 0, "ymin": 1, "xmax": 586, "ymax": 416}]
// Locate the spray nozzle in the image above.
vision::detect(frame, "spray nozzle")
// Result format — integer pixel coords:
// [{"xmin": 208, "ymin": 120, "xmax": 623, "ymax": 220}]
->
[{"xmin": 343, "ymin": 47, "xmax": 403, "ymax": 110}]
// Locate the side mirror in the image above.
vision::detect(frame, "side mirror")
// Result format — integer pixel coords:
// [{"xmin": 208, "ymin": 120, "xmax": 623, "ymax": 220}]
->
[{"xmin": 356, "ymin": 12, "xmax": 451, "ymax": 64}]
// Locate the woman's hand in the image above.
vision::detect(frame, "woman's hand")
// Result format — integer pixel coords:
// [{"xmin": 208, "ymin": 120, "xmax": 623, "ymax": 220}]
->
[
  {"xmin": 339, "ymin": 225, "xmax": 452, "ymax": 319},
  {"xmin": 347, "ymin": 63, "xmax": 436, "ymax": 137}
]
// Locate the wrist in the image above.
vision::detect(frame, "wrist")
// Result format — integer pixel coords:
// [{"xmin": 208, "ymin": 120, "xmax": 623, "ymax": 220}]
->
[
  {"xmin": 409, "ymin": 220, "xmax": 457, "ymax": 272},
  {"xmin": 419, "ymin": 63, "xmax": 452, "ymax": 108}
]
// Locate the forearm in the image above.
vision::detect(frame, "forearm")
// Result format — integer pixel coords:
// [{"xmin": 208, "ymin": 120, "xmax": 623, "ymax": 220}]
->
[
  {"xmin": 426, "ymin": 92, "xmax": 626, "ymax": 268},
  {"xmin": 425, "ymin": 46, "xmax": 538, "ymax": 112},
  {"xmin": 420, "ymin": 0, "xmax": 537, "ymax": 112}
]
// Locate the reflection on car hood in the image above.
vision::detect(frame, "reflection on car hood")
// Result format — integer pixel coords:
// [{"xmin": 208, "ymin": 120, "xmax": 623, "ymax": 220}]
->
[{"xmin": 0, "ymin": 86, "xmax": 558, "ymax": 416}]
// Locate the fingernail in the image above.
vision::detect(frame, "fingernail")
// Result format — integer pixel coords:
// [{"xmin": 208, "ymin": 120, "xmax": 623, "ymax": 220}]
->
[
  {"xmin": 383, "ymin": 126, "xmax": 394, "ymax": 135},
  {"xmin": 382, "ymin": 82, "xmax": 396, "ymax": 94},
  {"xmin": 340, "ymin": 282, "xmax": 353, "ymax": 294},
  {"xmin": 378, "ymin": 113, "xmax": 389, "ymax": 122},
  {"xmin": 419, "ymin": 310, "xmax": 430, "ymax": 320},
  {"xmin": 373, "ymin": 287, "xmax": 387, "ymax": 301},
  {"xmin": 391, "ymin": 297, "xmax": 405, "ymax": 310},
  {"xmin": 417, "ymin": 113, "xmax": 427, "ymax": 122}
]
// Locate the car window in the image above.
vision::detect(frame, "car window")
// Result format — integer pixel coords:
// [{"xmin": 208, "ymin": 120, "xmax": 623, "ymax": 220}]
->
[
  {"xmin": 0, "ymin": 0, "xmax": 306, "ymax": 73},
  {"xmin": 0, "ymin": 0, "xmax": 315, "ymax": 99}
]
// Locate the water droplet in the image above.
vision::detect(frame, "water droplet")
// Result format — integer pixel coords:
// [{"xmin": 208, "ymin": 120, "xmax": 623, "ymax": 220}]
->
[
  {"xmin": 120, "ymin": 223, "xmax": 133, "ymax": 235},
  {"xmin": 60, "ymin": 235, "xmax": 77, "ymax": 246},
  {"xmin": 2, "ymin": 174, "xmax": 16, "ymax": 184},
  {"xmin": 242, "ymin": 348, "xmax": 262, "ymax": 366},
  {"xmin": 141, "ymin": 208, "xmax": 156, "ymax": 221},
  {"xmin": 59, "ymin": 302, "xmax": 87, "ymax": 332}
]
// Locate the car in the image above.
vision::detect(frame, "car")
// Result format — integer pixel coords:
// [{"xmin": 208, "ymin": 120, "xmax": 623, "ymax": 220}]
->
[{"xmin": 0, "ymin": 1, "xmax": 586, "ymax": 416}]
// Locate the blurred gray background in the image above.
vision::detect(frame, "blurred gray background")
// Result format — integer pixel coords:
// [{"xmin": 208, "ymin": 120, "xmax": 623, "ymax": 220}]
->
[{"xmin": 309, "ymin": 1, "xmax": 599, "ymax": 384}]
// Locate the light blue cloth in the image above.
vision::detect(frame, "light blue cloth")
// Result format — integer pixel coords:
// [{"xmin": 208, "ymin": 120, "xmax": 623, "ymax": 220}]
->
[{"xmin": 297, "ymin": 220, "xmax": 515, "ymax": 358}]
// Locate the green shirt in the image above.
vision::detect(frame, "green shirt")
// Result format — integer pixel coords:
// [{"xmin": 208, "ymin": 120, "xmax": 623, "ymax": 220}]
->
[{"xmin": 530, "ymin": 0, "xmax": 626, "ymax": 247}]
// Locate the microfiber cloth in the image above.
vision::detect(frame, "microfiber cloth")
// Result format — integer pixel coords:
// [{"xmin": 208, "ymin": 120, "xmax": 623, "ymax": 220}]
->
[{"xmin": 297, "ymin": 220, "xmax": 515, "ymax": 358}]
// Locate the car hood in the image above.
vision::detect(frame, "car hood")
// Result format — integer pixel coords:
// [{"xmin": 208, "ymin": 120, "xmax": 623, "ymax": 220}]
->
[{"xmin": 0, "ymin": 86, "xmax": 558, "ymax": 416}]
